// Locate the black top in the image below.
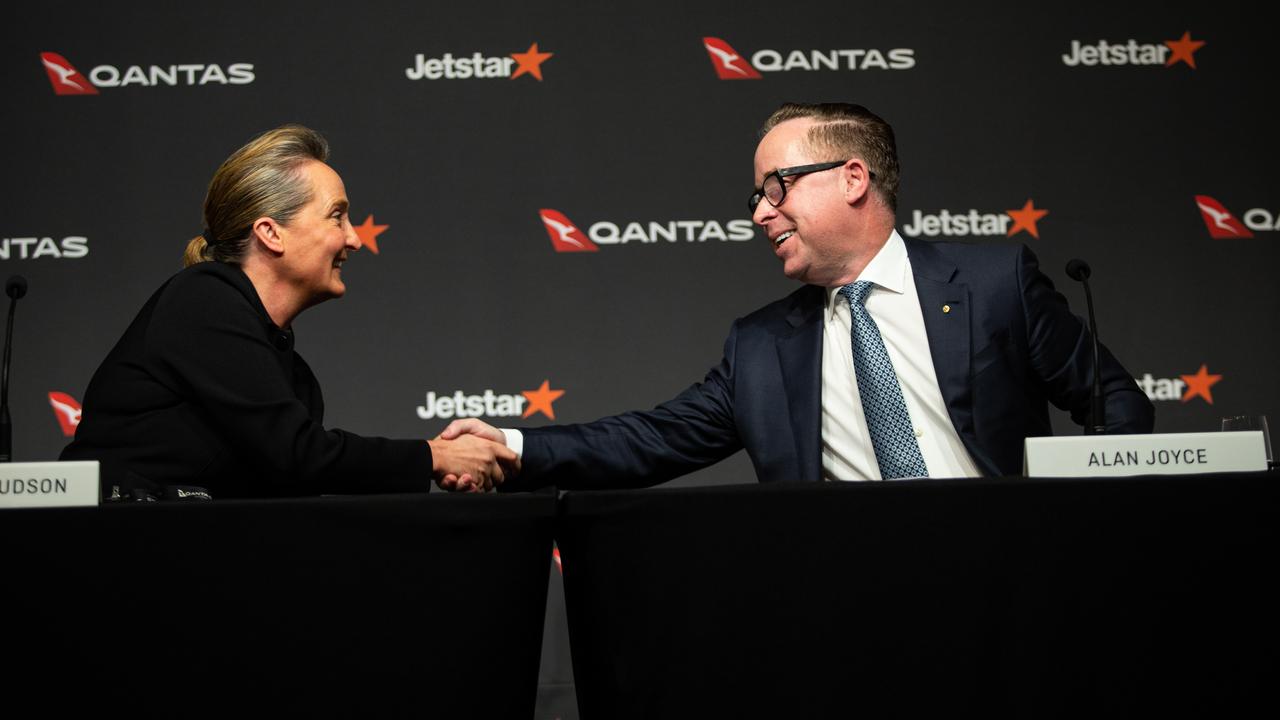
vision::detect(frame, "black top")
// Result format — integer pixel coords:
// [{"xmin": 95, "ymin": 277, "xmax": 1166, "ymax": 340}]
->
[{"xmin": 61, "ymin": 262, "xmax": 433, "ymax": 498}]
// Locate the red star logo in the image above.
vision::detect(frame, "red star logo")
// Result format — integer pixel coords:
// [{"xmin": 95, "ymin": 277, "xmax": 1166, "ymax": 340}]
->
[
  {"xmin": 1006, "ymin": 199, "xmax": 1049, "ymax": 239},
  {"xmin": 352, "ymin": 215, "xmax": 389, "ymax": 254},
  {"xmin": 521, "ymin": 379, "xmax": 565, "ymax": 419},
  {"xmin": 1180, "ymin": 364, "xmax": 1223, "ymax": 404},
  {"xmin": 1165, "ymin": 31, "xmax": 1205, "ymax": 69},
  {"xmin": 510, "ymin": 43, "xmax": 553, "ymax": 81}
]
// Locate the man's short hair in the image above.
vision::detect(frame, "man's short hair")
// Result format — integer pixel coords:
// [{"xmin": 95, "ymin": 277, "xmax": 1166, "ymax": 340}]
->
[{"xmin": 760, "ymin": 103, "xmax": 900, "ymax": 213}]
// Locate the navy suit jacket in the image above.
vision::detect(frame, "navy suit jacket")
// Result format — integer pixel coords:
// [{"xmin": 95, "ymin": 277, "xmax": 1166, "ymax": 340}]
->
[{"xmin": 512, "ymin": 238, "xmax": 1154, "ymax": 489}]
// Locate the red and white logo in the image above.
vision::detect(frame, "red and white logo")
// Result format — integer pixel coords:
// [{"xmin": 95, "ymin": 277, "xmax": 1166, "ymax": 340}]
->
[
  {"xmin": 1195, "ymin": 196, "xmax": 1256, "ymax": 239},
  {"xmin": 700, "ymin": 37, "xmax": 915, "ymax": 79},
  {"xmin": 40, "ymin": 53, "xmax": 98, "ymax": 95},
  {"xmin": 539, "ymin": 209, "xmax": 754, "ymax": 252},
  {"xmin": 39, "ymin": 51, "xmax": 254, "ymax": 94},
  {"xmin": 539, "ymin": 209, "xmax": 598, "ymax": 252},
  {"xmin": 48, "ymin": 392, "xmax": 82, "ymax": 437},
  {"xmin": 702, "ymin": 38, "xmax": 762, "ymax": 80}
]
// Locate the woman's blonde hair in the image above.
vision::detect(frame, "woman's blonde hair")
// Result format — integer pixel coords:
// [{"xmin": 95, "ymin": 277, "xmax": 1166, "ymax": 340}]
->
[{"xmin": 182, "ymin": 124, "xmax": 330, "ymax": 267}]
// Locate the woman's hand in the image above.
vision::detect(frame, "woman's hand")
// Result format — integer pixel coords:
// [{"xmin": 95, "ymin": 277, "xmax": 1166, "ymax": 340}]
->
[{"xmin": 428, "ymin": 433, "xmax": 519, "ymax": 492}]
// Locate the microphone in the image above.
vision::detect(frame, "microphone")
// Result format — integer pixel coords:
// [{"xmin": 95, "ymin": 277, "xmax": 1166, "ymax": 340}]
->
[
  {"xmin": 1065, "ymin": 260, "xmax": 1106, "ymax": 435},
  {"xmin": 2, "ymin": 275, "xmax": 28, "ymax": 462}
]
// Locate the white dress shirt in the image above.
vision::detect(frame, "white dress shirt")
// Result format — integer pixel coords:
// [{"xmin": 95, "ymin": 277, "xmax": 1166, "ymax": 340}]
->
[{"xmin": 821, "ymin": 230, "xmax": 980, "ymax": 481}]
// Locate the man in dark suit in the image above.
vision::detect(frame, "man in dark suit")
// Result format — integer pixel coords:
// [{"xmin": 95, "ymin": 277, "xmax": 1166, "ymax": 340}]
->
[{"xmin": 442, "ymin": 103, "xmax": 1154, "ymax": 490}]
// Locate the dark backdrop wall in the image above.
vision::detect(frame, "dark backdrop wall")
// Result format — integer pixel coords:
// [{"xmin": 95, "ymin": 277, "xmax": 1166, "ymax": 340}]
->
[{"xmin": 7, "ymin": 2, "xmax": 1275, "ymax": 716}]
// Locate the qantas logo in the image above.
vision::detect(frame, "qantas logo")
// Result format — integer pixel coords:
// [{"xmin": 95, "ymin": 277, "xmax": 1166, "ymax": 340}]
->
[
  {"xmin": 48, "ymin": 392, "xmax": 82, "ymax": 437},
  {"xmin": 1061, "ymin": 32, "xmax": 1205, "ymax": 68},
  {"xmin": 1, "ymin": 235, "xmax": 89, "ymax": 261},
  {"xmin": 1194, "ymin": 195, "xmax": 1280, "ymax": 238},
  {"xmin": 405, "ymin": 43, "xmax": 553, "ymax": 81},
  {"xmin": 901, "ymin": 199, "xmax": 1050, "ymax": 239},
  {"xmin": 1195, "ymin": 196, "xmax": 1253, "ymax": 238},
  {"xmin": 702, "ymin": 38, "xmax": 763, "ymax": 80},
  {"xmin": 1136, "ymin": 366, "xmax": 1222, "ymax": 404},
  {"xmin": 417, "ymin": 380, "xmax": 565, "ymax": 421},
  {"xmin": 41, "ymin": 53, "xmax": 97, "ymax": 95},
  {"xmin": 701, "ymin": 37, "xmax": 915, "ymax": 79},
  {"xmin": 539, "ymin": 209, "xmax": 597, "ymax": 252},
  {"xmin": 539, "ymin": 209, "xmax": 753, "ymax": 251},
  {"xmin": 40, "ymin": 51, "xmax": 254, "ymax": 94}
]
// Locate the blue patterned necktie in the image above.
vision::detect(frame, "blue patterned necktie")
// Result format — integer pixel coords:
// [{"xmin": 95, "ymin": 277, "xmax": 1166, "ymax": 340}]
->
[{"xmin": 839, "ymin": 281, "xmax": 929, "ymax": 479}]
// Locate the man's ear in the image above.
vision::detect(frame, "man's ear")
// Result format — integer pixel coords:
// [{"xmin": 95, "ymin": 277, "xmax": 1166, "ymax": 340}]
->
[
  {"xmin": 251, "ymin": 217, "xmax": 285, "ymax": 256},
  {"xmin": 841, "ymin": 158, "xmax": 873, "ymax": 206}
]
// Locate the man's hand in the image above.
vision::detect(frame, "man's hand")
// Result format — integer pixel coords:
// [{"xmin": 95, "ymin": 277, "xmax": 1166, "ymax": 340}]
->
[
  {"xmin": 428, "ymin": 434, "xmax": 519, "ymax": 493},
  {"xmin": 440, "ymin": 418, "xmax": 506, "ymax": 444}
]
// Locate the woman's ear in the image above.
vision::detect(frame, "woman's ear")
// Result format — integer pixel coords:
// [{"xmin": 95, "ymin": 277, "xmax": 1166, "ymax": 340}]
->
[{"xmin": 251, "ymin": 217, "xmax": 285, "ymax": 256}]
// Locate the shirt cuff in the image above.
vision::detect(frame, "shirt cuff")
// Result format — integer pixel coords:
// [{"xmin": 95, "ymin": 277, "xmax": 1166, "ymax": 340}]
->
[{"xmin": 500, "ymin": 428, "xmax": 524, "ymax": 458}]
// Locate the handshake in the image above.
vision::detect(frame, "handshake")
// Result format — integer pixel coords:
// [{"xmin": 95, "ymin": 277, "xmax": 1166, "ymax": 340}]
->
[{"xmin": 427, "ymin": 420, "xmax": 514, "ymax": 493}]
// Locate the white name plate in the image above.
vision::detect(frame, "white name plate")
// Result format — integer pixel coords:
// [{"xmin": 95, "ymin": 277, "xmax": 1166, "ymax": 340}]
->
[
  {"xmin": 0, "ymin": 461, "xmax": 100, "ymax": 509},
  {"xmin": 1024, "ymin": 432, "xmax": 1267, "ymax": 477}
]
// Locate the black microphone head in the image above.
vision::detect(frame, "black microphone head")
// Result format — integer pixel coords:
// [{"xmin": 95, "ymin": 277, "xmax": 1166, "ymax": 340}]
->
[
  {"xmin": 1065, "ymin": 259, "xmax": 1091, "ymax": 282},
  {"xmin": 5, "ymin": 275, "xmax": 27, "ymax": 300}
]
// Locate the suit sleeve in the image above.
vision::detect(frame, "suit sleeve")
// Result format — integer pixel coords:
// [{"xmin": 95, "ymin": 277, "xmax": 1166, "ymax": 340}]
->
[
  {"xmin": 1017, "ymin": 245, "xmax": 1155, "ymax": 434},
  {"xmin": 507, "ymin": 323, "xmax": 746, "ymax": 490},
  {"xmin": 146, "ymin": 272, "xmax": 432, "ymax": 493}
]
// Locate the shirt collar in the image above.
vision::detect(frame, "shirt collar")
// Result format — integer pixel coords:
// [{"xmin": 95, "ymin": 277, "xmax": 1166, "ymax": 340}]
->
[{"xmin": 825, "ymin": 229, "xmax": 909, "ymax": 322}]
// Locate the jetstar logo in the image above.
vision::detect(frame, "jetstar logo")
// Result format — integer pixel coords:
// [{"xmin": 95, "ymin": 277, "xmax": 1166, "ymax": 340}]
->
[
  {"xmin": 416, "ymin": 380, "xmax": 565, "ymax": 421},
  {"xmin": 48, "ymin": 392, "xmax": 82, "ymax": 437},
  {"xmin": 1136, "ymin": 365, "xmax": 1223, "ymax": 404},
  {"xmin": 901, "ymin": 199, "xmax": 1049, "ymax": 239},
  {"xmin": 2, "ymin": 235, "xmax": 89, "ymax": 261},
  {"xmin": 539, "ymin": 209, "xmax": 754, "ymax": 252},
  {"xmin": 1061, "ymin": 31, "xmax": 1205, "ymax": 68},
  {"xmin": 701, "ymin": 37, "xmax": 915, "ymax": 79},
  {"xmin": 405, "ymin": 43, "xmax": 553, "ymax": 81},
  {"xmin": 1194, "ymin": 195, "xmax": 1280, "ymax": 238},
  {"xmin": 39, "ymin": 51, "xmax": 254, "ymax": 94},
  {"xmin": 351, "ymin": 214, "xmax": 390, "ymax": 254}
]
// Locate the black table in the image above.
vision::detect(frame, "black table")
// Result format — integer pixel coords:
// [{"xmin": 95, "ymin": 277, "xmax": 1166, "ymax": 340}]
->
[
  {"xmin": 3, "ymin": 491, "xmax": 557, "ymax": 717},
  {"xmin": 557, "ymin": 473, "xmax": 1278, "ymax": 718}
]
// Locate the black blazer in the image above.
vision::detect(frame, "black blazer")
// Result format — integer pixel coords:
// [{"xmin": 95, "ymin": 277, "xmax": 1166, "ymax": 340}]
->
[
  {"xmin": 512, "ymin": 239, "xmax": 1154, "ymax": 489},
  {"xmin": 61, "ymin": 262, "xmax": 432, "ymax": 498}
]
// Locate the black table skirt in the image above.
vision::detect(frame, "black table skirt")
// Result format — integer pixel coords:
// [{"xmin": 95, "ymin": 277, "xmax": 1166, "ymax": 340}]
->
[
  {"xmin": 557, "ymin": 473, "xmax": 1278, "ymax": 718},
  {"xmin": 3, "ymin": 491, "xmax": 557, "ymax": 717}
]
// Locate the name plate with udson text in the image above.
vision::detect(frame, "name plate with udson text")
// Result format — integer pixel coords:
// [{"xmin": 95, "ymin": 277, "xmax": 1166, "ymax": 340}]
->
[
  {"xmin": 0, "ymin": 461, "xmax": 100, "ymax": 509},
  {"xmin": 1024, "ymin": 432, "xmax": 1267, "ymax": 477}
]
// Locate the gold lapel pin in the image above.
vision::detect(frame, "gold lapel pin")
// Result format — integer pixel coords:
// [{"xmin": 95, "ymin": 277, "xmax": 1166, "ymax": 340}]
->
[{"xmin": 942, "ymin": 304, "xmax": 951, "ymax": 314}]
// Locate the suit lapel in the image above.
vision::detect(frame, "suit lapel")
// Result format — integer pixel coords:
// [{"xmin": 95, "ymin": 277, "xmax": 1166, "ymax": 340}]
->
[
  {"xmin": 775, "ymin": 285, "xmax": 824, "ymax": 482},
  {"xmin": 905, "ymin": 239, "xmax": 975, "ymax": 442}
]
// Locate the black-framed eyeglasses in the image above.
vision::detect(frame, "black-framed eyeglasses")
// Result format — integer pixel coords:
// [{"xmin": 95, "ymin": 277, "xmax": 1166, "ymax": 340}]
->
[{"xmin": 748, "ymin": 161, "xmax": 861, "ymax": 213}]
